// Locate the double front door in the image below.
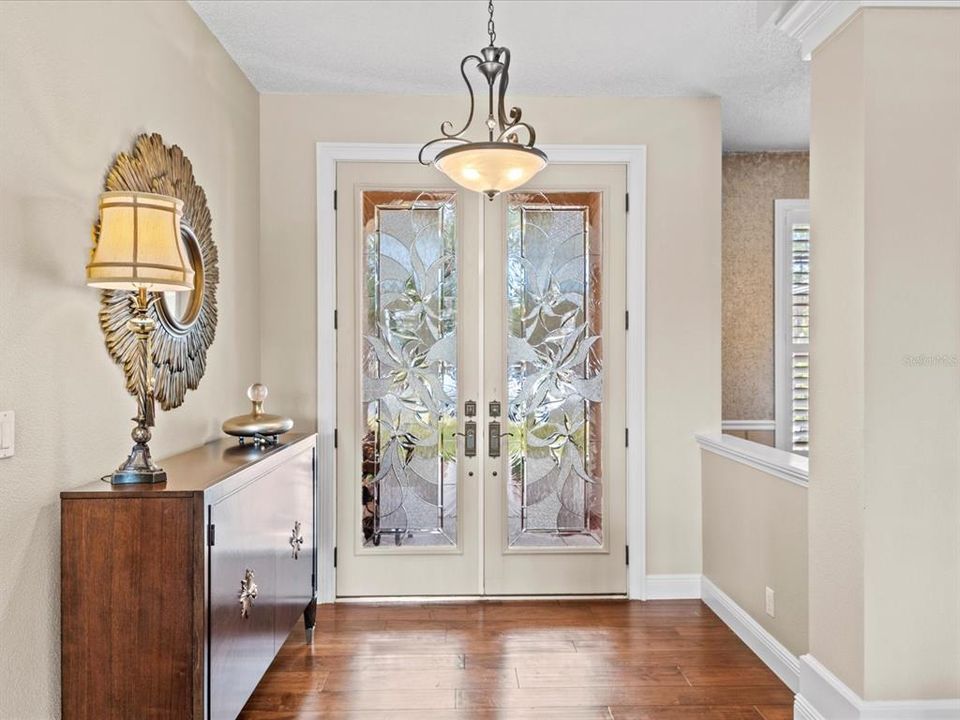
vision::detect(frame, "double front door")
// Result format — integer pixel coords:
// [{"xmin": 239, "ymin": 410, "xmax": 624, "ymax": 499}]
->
[{"xmin": 335, "ymin": 161, "xmax": 627, "ymax": 597}]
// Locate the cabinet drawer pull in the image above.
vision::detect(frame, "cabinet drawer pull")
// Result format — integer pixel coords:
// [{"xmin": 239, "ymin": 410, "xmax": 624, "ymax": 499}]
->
[
  {"xmin": 239, "ymin": 569, "xmax": 258, "ymax": 618},
  {"xmin": 290, "ymin": 520, "xmax": 304, "ymax": 559}
]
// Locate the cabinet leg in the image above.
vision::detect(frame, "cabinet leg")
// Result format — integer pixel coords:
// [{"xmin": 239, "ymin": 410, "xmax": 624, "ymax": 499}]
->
[{"xmin": 304, "ymin": 596, "xmax": 317, "ymax": 644}]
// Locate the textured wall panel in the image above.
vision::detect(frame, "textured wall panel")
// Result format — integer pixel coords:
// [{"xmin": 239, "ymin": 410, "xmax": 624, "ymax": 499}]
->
[{"xmin": 722, "ymin": 152, "xmax": 808, "ymax": 420}]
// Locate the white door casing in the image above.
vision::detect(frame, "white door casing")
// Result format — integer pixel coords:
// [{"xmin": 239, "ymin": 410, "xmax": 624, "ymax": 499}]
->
[{"xmin": 317, "ymin": 144, "xmax": 647, "ymax": 600}]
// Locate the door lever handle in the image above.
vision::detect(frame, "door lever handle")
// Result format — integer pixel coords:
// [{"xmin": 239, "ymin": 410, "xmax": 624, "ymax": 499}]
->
[
  {"xmin": 488, "ymin": 421, "xmax": 513, "ymax": 458},
  {"xmin": 455, "ymin": 420, "xmax": 477, "ymax": 457}
]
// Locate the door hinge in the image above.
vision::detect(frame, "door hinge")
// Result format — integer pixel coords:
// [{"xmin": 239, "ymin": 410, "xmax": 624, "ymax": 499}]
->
[
  {"xmin": 333, "ymin": 189, "xmax": 338, "ymax": 211},
  {"xmin": 626, "ymin": 545, "xmax": 630, "ymax": 565},
  {"xmin": 625, "ymin": 310, "xmax": 629, "ymax": 330},
  {"xmin": 334, "ymin": 428, "xmax": 338, "ymax": 449},
  {"xmin": 333, "ymin": 309, "xmax": 338, "ymax": 330},
  {"xmin": 625, "ymin": 428, "xmax": 629, "ymax": 447},
  {"xmin": 333, "ymin": 547, "xmax": 338, "ymax": 568},
  {"xmin": 625, "ymin": 192, "xmax": 630, "ymax": 213},
  {"xmin": 207, "ymin": 523, "xmax": 216, "ymax": 547}
]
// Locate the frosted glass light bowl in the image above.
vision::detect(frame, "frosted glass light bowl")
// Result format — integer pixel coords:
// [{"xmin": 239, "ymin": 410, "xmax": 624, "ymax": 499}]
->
[{"xmin": 434, "ymin": 143, "xmax": 547, "ymax": 199}]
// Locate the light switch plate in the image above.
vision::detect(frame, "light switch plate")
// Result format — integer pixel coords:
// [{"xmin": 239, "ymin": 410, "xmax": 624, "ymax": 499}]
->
[{"xmin": 0, "ymin": 411, "xmax": 14, "ymax": 458}]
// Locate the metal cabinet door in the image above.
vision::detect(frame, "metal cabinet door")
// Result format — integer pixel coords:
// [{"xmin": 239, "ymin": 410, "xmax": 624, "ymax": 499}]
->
[
  {"xmin": 273, "ymin": 446, "xmax": 315, "ymax": 649},
  {"xmin": 208, "ymin": 477, "xmax": 278, "ymax": 720}
]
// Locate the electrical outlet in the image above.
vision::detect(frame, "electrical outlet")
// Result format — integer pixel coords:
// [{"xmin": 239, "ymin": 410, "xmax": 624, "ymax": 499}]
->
[
  {"xmin": 765, "ymin": 586, "xmax": 775, "ymax": 617},
  {"xmin": 0, "ymin": 411, "xmax": 14, "ymax": 459}
]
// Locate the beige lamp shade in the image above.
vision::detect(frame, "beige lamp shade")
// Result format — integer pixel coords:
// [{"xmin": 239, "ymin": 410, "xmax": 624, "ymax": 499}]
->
[
  {"xmin": 434, "ymin": 143, "xmax": 547, "ymax": 199},
  {"xmin": 87, "ymin": 191, "xmax": 194, "ymax": 291}
]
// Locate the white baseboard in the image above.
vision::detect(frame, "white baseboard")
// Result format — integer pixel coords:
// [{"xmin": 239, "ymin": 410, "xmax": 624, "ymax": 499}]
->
[
  {"xmin": 644, "ymin": 574, "xmax": 701, "ymax": 600},
  {"xmin": 650, "ymin": 578, "xmax": 960, "ymax": 720},
  {"xmin": 700, "ymin": 576, "xmax": 800, "ymax": 692},
  {"xmin": 794, "ymin": 693, "xmax": 823, "ymax": 720},
  {"xmin": 795, "ymin": 654, "xmax": 960, "ymax": 720}
]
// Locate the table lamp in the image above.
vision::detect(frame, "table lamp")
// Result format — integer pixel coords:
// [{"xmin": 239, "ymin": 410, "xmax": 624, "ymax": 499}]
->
[{"xmin": 87, "ymin": 191, "xmax": 194, "ymax": 484}]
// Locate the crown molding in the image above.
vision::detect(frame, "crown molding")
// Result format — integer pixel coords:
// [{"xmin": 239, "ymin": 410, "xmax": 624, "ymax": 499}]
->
[{"xmin": 775, "ymin": 1, "xmax": 960, "ymax": 60}]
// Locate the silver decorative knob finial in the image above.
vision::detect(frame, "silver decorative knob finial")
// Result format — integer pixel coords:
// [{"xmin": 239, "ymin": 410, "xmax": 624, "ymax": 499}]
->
[
  {"xmin": 222, "ymin": 382, "xmax": 294, "ymax": 447},
  {"xmin": 247, "ymin": 383, "xmax": 268, "ymax": 416},
  {"xmin": 247, "ymin": 383, "xmax": 268, "ymax": 403}
]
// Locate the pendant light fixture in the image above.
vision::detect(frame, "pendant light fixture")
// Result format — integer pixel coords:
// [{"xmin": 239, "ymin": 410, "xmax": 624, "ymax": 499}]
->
[{"xmin": 418, "ymin": 0, "xmax": 547, "ymax": 199}]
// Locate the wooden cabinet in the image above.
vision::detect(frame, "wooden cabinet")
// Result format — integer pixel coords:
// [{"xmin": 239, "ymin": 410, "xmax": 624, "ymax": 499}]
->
[{"xmin": 61, "ymin": 434, "xmax": 317, "ymax": 720}]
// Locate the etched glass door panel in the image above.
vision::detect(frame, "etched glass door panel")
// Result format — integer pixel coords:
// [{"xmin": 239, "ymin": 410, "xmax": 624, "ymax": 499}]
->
[
  {"xmin": 360, "ymin": 191, "xmax": 459, "ymax": 547},
  {"xmin": 483, "ymin": 163, "xmax": 626, "ymax": 596},
  {"xmin": 505, "ymin": 192, "xmax": 604, "ymax": 548},
  {"xmin": 335, "ymin": 161, "xmax": 481, "ymax": 597}
]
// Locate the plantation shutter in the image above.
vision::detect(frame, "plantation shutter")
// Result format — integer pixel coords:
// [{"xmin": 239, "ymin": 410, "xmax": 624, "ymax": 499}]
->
[{"xmin": 790, "ymin": 222, "xmax": 809, "ymax": 454}]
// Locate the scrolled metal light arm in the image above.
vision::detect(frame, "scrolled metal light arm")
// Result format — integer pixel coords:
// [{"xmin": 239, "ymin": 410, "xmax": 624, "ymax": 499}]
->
[{"xmin": 418, "ymin": 1, "xmax": 540, "ymax": 166}]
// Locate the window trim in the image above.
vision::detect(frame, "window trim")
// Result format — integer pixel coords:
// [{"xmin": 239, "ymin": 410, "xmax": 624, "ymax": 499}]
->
[{"xmin": 774, "ymin": 199, "xmax": 810, "ymax": 453}]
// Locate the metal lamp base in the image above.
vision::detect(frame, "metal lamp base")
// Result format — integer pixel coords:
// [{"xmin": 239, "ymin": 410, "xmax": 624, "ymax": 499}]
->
[
  {"xmin": 109, "ymin": 441, "xmax": 167, "ymax": 485},
  {"xmin": 102, "ymin": 291, "xmax": 168, "ymax": 486}
]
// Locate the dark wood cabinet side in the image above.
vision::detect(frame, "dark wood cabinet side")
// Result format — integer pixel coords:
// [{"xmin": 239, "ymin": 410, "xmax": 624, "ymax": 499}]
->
[
  {"xmin": 61, "ymin": 496, "xmax": 203, "ymax": 720},
  {"xmin": 61, "ymin": 435, "xmax": 316, "ymax": 720}
]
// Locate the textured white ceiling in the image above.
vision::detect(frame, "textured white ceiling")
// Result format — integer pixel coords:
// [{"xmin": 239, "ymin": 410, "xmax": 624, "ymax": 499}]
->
[{"xmin": 189, "ymin": 0, "xmax": 809, "ymax": 151}]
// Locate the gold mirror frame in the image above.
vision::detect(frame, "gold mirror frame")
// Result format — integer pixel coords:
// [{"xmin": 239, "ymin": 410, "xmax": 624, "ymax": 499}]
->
[
  {"xmin": 95, "ymin": 133, "xmax": 220, "ymax": 411},
  {"xmin": 158, "ymin": 225, "xmax": 205, "ymax": 333}
]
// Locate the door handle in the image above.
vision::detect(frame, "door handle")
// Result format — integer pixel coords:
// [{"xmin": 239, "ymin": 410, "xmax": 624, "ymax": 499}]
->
[
  {"xmin": 239, "ymin": 569, "xmax": 258, "ymax": 619},
  {"xmin": 456, "ymin": 421, "xmax": 477, "ymax": 457},
  {"xmin": 289, "ymin": 520, "xmax": 304, "ymax": 559},
  {"xmin": 488, "ymin": 421, "xmax": 512, "ymax": 458}
]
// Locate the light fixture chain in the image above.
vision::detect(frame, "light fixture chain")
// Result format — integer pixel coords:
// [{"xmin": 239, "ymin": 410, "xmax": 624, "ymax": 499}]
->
[{"xmin": 487, "ymin": 0, "xmax": 496, "ymax": 47}]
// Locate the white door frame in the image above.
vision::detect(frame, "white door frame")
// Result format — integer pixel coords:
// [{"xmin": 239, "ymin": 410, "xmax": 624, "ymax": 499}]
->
[{"xmin": 315, "ymin": 142, "xmax": 647, "ymax": 601}]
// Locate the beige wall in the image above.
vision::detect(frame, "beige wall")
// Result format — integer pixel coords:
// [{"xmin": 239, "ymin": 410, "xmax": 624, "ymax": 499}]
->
[
  {"xmin": 722, "ymin": 152, "xmax": 808, "ymax": 421},
  {"xmin": 702, "ymin": 450, "xmax": 808, "ymax": 656},
  {"xmin": 809, "ymin": 10, "xmax": 867, "ymax": 697},
  {"xmin": 0, "ymin": 2, "xmax": 260, "ymax": 717},
  {"xmin": 260, "ymin": 95, "xmax": 721, "ymax": 576},
  {"xmin": 810, "ymin": 8, "xmax": 960, "ymax": 700}
]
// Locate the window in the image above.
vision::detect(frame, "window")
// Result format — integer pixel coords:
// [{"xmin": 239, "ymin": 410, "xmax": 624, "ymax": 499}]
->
[{"xmin": 775, "ymin": 199, "xmax": 810, "ymax": 455}]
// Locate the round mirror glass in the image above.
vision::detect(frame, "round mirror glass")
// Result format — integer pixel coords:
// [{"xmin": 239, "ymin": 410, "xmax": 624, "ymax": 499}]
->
[{"xmin": 159, "ymin": 225, "xmax": 204, "ymax": 333}]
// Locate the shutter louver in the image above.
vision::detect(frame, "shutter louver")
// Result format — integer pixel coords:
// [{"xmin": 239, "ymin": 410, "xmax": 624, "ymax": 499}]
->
[{"xmin": 790, "ymin": 224, "xmax": 810, "ymax": 455}]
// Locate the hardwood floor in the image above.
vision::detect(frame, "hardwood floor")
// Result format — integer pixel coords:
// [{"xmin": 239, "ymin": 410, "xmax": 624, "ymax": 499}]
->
[{"xmin": 240, "ymin": 600, "xmax": 793, "ymax": 719}]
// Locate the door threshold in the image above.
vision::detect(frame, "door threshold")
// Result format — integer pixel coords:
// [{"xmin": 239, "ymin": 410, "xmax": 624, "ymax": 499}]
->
[{"xmin": 335, "ymin": 594, "xmax": 629, "ymax": 603}]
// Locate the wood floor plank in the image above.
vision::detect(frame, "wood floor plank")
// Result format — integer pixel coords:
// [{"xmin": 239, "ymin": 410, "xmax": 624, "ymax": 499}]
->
[
  {"xmin": 269, "ymin": 652, "xmax": 468, "ymax": 672},
  {"xmin": 239, "ymin": 708, "xmax": 613, "ymax": 720},
  {"xmin": 517, "ymin": 665, "xmax": 689, "ymax": 688},
  {"xmin": 680, "ymin": 665, "xmax": 785, "ymax": 687},
  {"xmin": 754, "ymin": 705, "xmax": 794, "ymax": 720},
  {"xmin": 242, "ymin": 600, "xmax": 793, "ymax": 718},
  {"xmin": 456, "ymin": 685, "xmax": 793, "ymax": 709},
  {"xmin": 466, "ymin": 648, "xmax": 761, "ymax": 670},
  {"xmin": 321, "ymin": 667, "xmax": 518, "ymax": 691},
  {"xmin": 610, "ymin": 707, "xmax": 763, "ymax": 720},
  {"xmin": 245, "ymin": 688, "xmax": 457, "ymax": 712}
]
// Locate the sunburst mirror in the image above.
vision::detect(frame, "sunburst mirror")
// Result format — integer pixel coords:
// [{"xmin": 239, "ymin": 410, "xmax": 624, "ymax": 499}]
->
[{"xmin": 94, "ymin": 133, "xmax": 219, "ymax": 410}]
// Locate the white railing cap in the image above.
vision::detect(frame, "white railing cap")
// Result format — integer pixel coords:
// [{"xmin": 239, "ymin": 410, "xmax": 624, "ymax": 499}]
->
[{"xmin": 695, "ymin": 432, "xmax": 809, "ymax": 487}]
